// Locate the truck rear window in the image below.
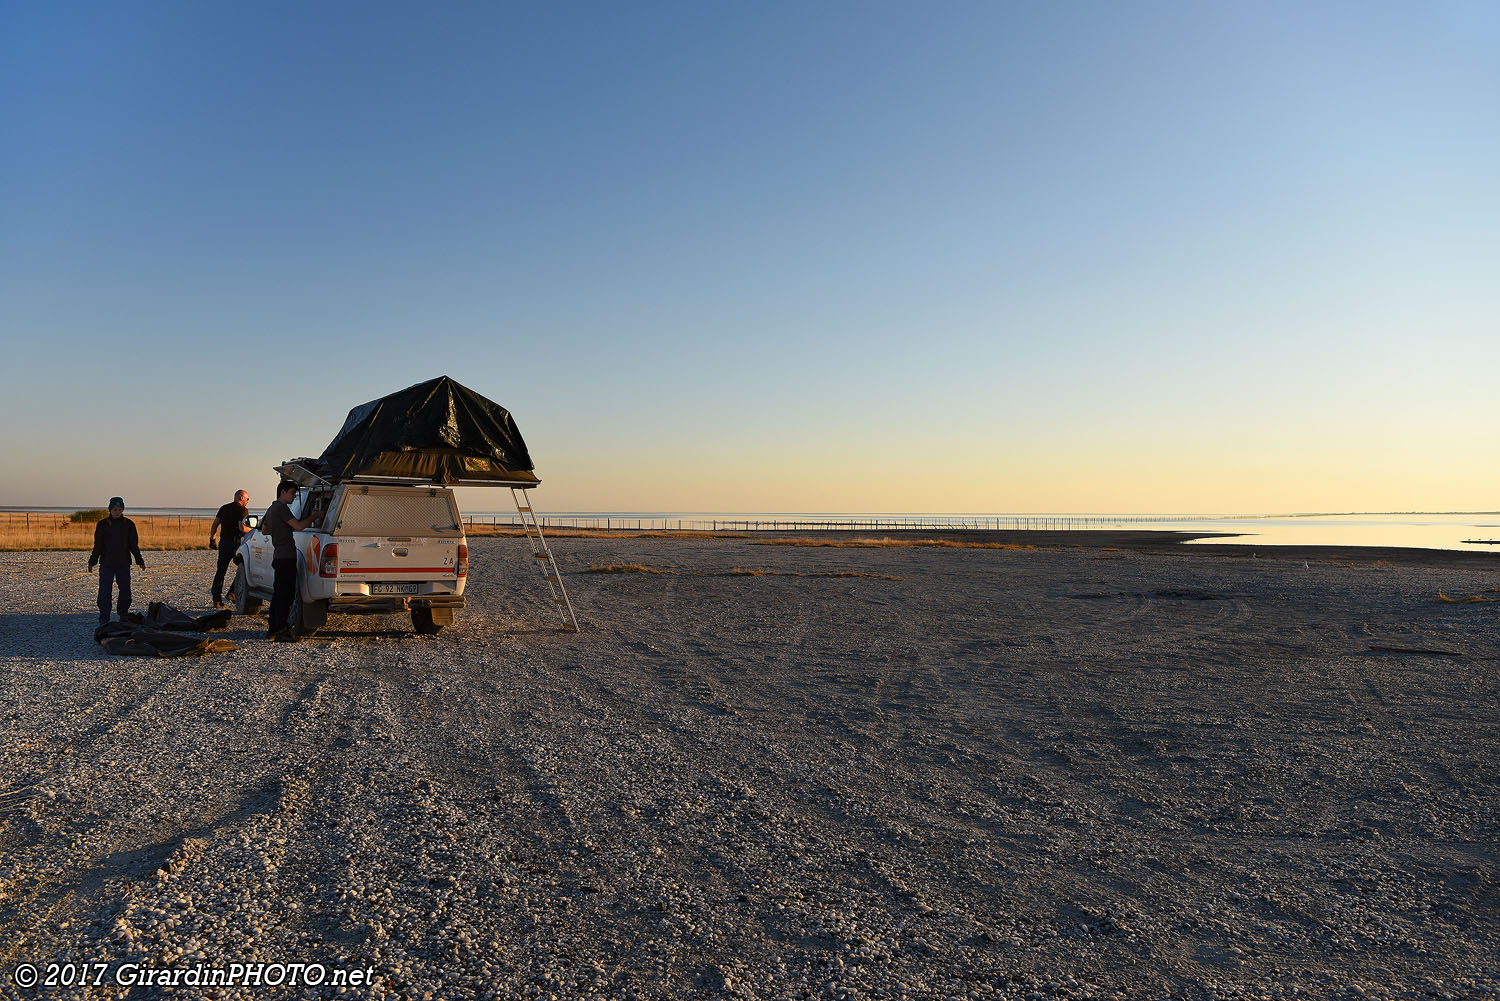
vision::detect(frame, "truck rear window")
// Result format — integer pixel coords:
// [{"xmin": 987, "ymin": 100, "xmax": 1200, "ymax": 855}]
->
[{"xmin": 336, "ymin": 491, "xmax": 462, "ymax": 537}]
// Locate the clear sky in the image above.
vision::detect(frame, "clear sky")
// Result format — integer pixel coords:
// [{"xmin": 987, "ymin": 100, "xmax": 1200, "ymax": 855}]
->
[{"xmin": 3, "ymin": 1, "xmax": 1496, "ymax": 514}]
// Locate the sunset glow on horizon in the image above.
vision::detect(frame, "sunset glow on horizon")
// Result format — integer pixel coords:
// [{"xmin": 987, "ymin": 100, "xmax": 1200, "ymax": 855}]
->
[{"xmin": 3, "ymin": 2, "xmax": 1495, "ymax": 514}]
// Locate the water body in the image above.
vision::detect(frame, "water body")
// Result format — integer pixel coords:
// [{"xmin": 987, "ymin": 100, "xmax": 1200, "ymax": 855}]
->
[{"xmin": 1177, "ymin": 512, "xmax": 1500, "ymax": 553}]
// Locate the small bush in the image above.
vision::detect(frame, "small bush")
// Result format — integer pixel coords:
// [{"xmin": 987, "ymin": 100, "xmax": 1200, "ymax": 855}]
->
[{"xmin": 70, "ymin": 509, "xmax": 109, "ymax": 523}]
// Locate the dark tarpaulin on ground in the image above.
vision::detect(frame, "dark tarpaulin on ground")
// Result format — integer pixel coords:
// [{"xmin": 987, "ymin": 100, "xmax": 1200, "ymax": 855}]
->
[
  {"xmin": 94, "ymin": 602, "xmax": 237, "ymax": 657},
  {"xmin": 146, "ymin": 601, "xmax": 233, "ymax": 632},
  {"xmin": 95, "ymin": 624, "xmax": 238, "ymax": 657},
  {"xmin": 310, "ymin": 376, "xmax": 539, "ymax": 486}
]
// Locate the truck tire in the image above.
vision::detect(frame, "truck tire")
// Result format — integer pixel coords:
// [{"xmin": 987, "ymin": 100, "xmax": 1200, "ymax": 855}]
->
[
  {"xmin": 233, "ymin": 563, "xmax": 261, "ymax": 615},
  {"xmin": 293, "ymin": 598, "xmax": 328, "ymax": 636},
  {"xmin": 411, "ymin": 607, "xmax": 444, "ymax": 635}
]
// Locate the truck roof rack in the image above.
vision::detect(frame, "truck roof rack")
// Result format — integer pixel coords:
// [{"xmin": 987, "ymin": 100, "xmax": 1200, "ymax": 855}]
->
[
  {"xmin": 275, "ymin": 460, "xmax": 538, "ymax": 490},
  {"xmin": 341, "ymin": 476, "xmax": 538, "ymax": 488}
]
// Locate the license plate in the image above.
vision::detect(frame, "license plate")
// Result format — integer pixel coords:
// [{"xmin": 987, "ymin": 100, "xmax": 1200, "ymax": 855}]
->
[{"xmin": 370, "ymin": 582, "xmax": 419, "ymax": 595}]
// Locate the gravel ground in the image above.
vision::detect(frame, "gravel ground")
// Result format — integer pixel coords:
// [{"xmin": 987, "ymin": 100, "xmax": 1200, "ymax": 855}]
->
[{"xmin": 0, "ymin": 536, "xmax": 1497, "ymax": 1000}]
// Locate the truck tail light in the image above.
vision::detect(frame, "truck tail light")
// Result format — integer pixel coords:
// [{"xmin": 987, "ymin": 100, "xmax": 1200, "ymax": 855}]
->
[
  {"xmin": 457, "ymin": 544, "xmax": 469, "ymax": 577},
  {"xmin": 319, "ymin": 543, "xmax": 339, "ymax": 578}
]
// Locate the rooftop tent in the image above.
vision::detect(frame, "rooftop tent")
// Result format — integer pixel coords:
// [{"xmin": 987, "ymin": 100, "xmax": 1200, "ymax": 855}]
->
[{"xmin": 312, "ymin": 376, "xmax": 540, "ymax": 486}]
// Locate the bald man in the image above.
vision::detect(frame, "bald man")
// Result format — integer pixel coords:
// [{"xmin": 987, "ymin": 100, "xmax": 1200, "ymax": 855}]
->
[{"xmin": 209, "ymin": 489, "xmax": 251, "ymax": 608}]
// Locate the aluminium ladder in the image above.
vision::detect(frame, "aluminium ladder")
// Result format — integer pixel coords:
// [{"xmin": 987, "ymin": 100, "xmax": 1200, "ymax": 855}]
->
[{"xmin": 511, "ymin": 487, "xmax": 580, "ymax": 631}]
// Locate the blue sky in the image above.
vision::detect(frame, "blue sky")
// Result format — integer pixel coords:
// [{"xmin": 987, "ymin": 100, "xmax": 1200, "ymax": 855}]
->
[{"xmin": 3, "ymin": 1, "xmax": 1496, "ymax": 512}]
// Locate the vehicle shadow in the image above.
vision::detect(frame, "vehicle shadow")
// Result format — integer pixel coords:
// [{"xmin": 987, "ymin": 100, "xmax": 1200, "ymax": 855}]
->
[
  {"xmin": 302, "ymin": 628, "xmax": 417, "ymax": 639},
  {"xmin": 210, "ymin": 615, "xmax": 419, "ymax": 643}
]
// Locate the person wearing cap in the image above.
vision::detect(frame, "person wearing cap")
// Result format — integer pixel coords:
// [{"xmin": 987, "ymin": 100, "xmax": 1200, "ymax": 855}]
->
[
  {"xmin": 208, "ymin": 489, "xmax": 251, "ymax": 608},
  {"xmin": 88, "ymin": 497, "xmax": 145, "ymax": 625}
]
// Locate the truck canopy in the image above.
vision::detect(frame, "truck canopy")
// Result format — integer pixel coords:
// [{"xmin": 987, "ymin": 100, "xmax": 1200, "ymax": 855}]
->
[
  {"xmin": 289, "ymin": 376, "xmax": 540, "ymax": 487},
  {"xmin": 332, "ymin": 484, "xmax": 464, "ymax": 537}
]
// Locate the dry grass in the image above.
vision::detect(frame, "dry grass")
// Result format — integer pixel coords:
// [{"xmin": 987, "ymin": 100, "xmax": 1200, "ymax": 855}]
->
[
  {"xmin": 1436, "ymin": 592, "xmax": 1498, "ymax": 604},
  {"xmin": 0, "ymin": 512, "xmax": 216, "ymax": 552},
  {"xmin": 752, "ymin": 536, "xmax": 1039, "ymax": 551},
  {"xmin": 5, "ymin": 514, "xmax": 748, "ymax": 552}
]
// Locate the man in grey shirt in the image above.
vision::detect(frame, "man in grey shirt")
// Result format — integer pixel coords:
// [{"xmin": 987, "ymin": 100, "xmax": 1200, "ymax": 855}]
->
[{"xmin": 262, "ymin": 479, "xmax": 318, "ymax": 642}]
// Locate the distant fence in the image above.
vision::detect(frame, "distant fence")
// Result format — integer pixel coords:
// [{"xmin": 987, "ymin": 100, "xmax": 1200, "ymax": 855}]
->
[
  {"xmin": 461, "ymin": 514, "xmax": 1229, "ymax": 533},
  {"xmin": 0, "ymin": 511, "xmax": 214, "ymax": 550},
  {"xmin": 0, "ymin": 511, "xmax": 211, "ymax": 531},
  {"xmin": 0, "ymin": 510, "xmax": 1229, "ymax": 537}
]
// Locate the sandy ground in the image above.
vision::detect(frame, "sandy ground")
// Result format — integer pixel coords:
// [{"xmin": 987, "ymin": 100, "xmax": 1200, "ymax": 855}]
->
[{"xmin": 0, "ymin": 534, "xmax": 1496, "ymax": 1000}]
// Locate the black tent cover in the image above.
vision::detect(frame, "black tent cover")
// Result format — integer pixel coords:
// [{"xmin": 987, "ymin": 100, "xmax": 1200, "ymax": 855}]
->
[
  {"xmin": 305, "ymin": 376, "xmax": 539, "ymax": 486},
  {"xmin": 95, "ymin": 602, "xmax": 236, "ymax": 657}
]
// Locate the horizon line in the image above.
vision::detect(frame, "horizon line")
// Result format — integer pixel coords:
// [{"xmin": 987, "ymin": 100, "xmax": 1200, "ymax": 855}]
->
[{"xmin": 4, "ymin": 505, "xmax": 1497, "ymax": 519}]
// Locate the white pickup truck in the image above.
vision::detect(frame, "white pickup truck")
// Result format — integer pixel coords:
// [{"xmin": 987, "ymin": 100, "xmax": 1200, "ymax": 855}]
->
[{"xmin": 231, "ymin": 481, "xmax": 468, "ymax": 635}]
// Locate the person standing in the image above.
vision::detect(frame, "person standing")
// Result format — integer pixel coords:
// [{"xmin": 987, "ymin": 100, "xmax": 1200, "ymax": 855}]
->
[
  {"xmin": 208, "ymin": 489, "xmax": 251, "ymax": 608},
  {"xmin": 262, "ymin": 480, "xmax": 317, "ymax": 642},
  {"xmin": 88, "ymin": 497, "xmax": 145, "ymax": 625}
]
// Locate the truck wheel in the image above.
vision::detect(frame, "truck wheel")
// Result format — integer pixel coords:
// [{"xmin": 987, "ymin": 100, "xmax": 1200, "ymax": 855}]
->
[
  {"xmin": 292, "ymin": 598, "xmax": 328, "ymax": 636},
  {"xmin": 233, "ymin": 564, "xmax": 261, "ymax": 615},
  {"xmin": 411, "ymin": 607, "xmax": 444, "ymax": 635},
  {"xmin": 288, "ymin": 600, "xmax": 324, "ymax": 639}
]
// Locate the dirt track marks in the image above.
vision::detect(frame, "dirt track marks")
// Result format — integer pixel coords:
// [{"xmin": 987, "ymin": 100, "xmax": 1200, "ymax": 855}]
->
[{"xmin": 2, "ymin": 542, "xmax": 1497, "ymax": 999}]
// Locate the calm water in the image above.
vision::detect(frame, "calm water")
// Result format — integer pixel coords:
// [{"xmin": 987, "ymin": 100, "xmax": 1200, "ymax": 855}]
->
[
  {"xmin": 454, "ymin": 510, "xmax": 1500, "ymax": 553},
  {"xmin": 1176, "ymin": 512, "xmax": 1500, "ymax": 552},
  {"xmin": 8, "ymin": 507, "xmax": 1498, "ymax": 553}
]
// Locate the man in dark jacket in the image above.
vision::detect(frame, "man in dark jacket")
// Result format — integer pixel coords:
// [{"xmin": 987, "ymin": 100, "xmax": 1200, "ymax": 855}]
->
[
  {"xmin": 208, "ymin": 489, "xmax": 250, "ymax": 608},
  {"xmin": 89, "ymin": 497, "xmax": 145, "ymax": 625}
]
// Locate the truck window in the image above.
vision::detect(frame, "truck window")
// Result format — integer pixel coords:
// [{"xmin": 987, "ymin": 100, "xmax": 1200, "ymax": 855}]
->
[{"xmin": 336, "ymin": 490, "xmax": 462, "ymax": 537}]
